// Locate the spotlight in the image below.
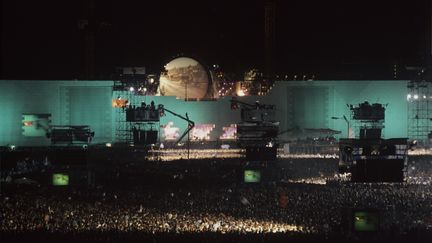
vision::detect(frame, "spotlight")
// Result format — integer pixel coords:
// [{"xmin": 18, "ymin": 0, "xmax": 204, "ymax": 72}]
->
[
  {"xmin": 143, "ymin": 87, "xmax": 147, "ymax": 92},
  {"xmin": 105, "ymin": 143, "xmax": 112, "ymax": 147},
  {"xmin": 413, "ymin": 94, "xmax": 419, "ymax": 99},
  {"xmin": 129, "ymin": 87, "xmax": 135, "ymax": 92}
]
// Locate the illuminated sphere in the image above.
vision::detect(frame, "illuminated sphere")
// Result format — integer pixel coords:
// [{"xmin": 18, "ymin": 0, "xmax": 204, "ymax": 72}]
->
[{"xmin": 159, "ymin": 57, "xmax": 210, "ymax": 99}]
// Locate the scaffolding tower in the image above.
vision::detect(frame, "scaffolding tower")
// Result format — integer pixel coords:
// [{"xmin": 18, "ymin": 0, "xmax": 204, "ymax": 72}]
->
[
  {"xmin": 347, "ymin": 102, "xmax": 386, "ymax": 140},
  {"xmin": 407, "ymin": 80, "xmax": 432, "ymax": 142},
  {"xmin": 113, "ymin": 80, "xmax": 150, "ymax": 143}
]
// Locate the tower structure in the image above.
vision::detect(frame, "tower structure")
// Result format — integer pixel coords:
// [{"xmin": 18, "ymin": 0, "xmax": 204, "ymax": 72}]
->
[
  {"xmin": 338, "ymin": 102, "xmax": 408, "ymax": 182},
  {"xmin": 78, "ymin": 0, "xmax": 96, "ymax": 79},
  {"xmin": 264, "ymin": 0, "xmax": 276, "ymax": 79},
  {"xmin": 407, "ymin": 80, "xmax": 432, "ymax": 143}
]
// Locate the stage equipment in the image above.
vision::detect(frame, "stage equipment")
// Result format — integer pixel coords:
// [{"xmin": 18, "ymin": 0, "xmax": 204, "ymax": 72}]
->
[
  {"xmin": 47, "ymin": 125, "xmax": 95, "ymax": 145},
  {"xmin": 338, "ymin": 102, "xmax": 408, "ymax": 182},
  {"xmin": 231, "ymin": 97, "xmax": 279, "ymax": 160},
  {"xmin": 158, "ymin": 105, "xmax": 195, "ymax": 146},
  {"xmin": 113, "ymin": 67, "xmax": 159, "ymax": 96},
  {"xmin": 125, "ymin": 104, "xmax": 160, "ymax": 122}
]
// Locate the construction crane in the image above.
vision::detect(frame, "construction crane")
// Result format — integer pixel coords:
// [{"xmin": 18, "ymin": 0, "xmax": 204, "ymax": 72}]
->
[
  {"xmin": 158, "ymin": 105, "xmax": 195, "ymax": 159},
  {"xmin": 158, "ymin": 105, "xmax": 195, "ymax": 145}
]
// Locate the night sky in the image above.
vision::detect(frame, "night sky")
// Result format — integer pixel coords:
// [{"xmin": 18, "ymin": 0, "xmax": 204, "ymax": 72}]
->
[{"xmin": 1, "ymin": 0, "xmax": 430, "ymax": 80}]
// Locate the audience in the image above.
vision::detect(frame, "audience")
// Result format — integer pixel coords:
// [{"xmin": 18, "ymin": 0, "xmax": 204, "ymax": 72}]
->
[{"xmin": 1, "ymin": 157, "xmax": 431, "ymax": 236}]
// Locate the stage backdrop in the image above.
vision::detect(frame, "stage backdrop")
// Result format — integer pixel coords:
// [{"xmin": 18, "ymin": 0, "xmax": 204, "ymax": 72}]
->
[
  {"xmin": 0, "ymin": 80, "xmax": 113, "ymax": 146},
  {"xmin": 0, "ymin": 80, "xmax": 408, "ymax": 146}
]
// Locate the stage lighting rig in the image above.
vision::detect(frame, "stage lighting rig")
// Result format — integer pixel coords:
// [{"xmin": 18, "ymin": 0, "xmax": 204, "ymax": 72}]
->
[
  {"xmin": 230, "ymin": 97, "xmax": 279, "ymax": 160},
  {"xmin": 338, "ymin": 102, "xmax": 408, "ymax": 182}
]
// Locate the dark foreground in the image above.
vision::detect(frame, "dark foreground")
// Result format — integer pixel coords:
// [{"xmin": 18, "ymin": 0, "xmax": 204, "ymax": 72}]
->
[
  {"xmin": 2, "ymin": 230, "xmax": 432, "ymax": 243},
  {"xmin": 1, "ymin": 154, "xmax": 432, "ymax": 243}
]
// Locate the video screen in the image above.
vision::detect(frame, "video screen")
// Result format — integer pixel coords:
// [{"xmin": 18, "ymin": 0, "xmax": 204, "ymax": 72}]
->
[
  {"xmin": 52, "ymin": 173, "xmax": 69, "ymax": 186},
  {"xmin": 162, "ymin": 122, "xmax": 180, "ymax": 141},
  {"xmin": 159, "ymin": 57, "xmax": 210, "ymax": 100},
  {"xmin": 244, "ymin": 170, "xmax": 261, "ymax": 183},
  {"xmin": 22, "ymin": 114, "xmax": 51, "ymax": 137},
  {"xmin": 112, "ymin": 98, "xmax": 128, "ymax": 108},
  {"xmin": 220, "ymin": 124, "xmax": 237, "ymax": 140},
  {"xmin": 354, "ymin": 211, "xmax": 379, "ymax": 231},
  {"xmin": 190, "ymin": 124, "xmax": 215, "ymax": 141}
]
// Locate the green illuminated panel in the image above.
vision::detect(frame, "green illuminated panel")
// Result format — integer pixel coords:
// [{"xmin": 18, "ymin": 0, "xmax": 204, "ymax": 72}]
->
[
  {"xmin": 354, "ymin": 211, "xmax": 379, "ymax": 231},
  {"xmin": 22, "ymin": 114, "xmax": 51, "ymax": 137},
  {"xmin": 244, "ymin": 170, "xmax": 261, "ymax": 183},
  {"xmin": 52, "ymin": 173, "xmax": 69, "ymax": 186}
]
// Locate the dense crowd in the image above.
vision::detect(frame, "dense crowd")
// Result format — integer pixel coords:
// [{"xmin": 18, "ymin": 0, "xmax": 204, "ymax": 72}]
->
[
  {"xmin": 0, "ymin": 156, "xmax": 51, "ymax": 183},
  {"xmin": 1, "ymin": 155, "xmax": 432, "ymax": 243},
  {"xmin": 2, "ymin": 182, "xmax": 432, "ymax": 235}
]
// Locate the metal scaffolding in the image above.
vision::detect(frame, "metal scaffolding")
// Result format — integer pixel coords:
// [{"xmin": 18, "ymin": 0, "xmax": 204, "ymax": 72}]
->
[
  {"xmin": 113, "ymin": 89, "xmax": 134, "ymax": 143},
  {"xmin": 113, "ymin": 79, "xmax": 144, "ymax": 143},
  {"xmin": 407, "ymin": 80, "xmax": 432, "ymax": 142}
]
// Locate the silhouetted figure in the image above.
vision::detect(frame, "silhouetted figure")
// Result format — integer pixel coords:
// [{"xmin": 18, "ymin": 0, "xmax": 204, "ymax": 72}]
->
[{"xmin": 150, "ymin": 101, "xmax": 155, "ymax": 111}]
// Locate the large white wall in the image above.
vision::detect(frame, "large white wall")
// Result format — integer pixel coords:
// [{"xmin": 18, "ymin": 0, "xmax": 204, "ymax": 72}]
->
[
  {"xmin": 269, "ymin": 80, "xmax": 408, "ymax": 139},
  {"xmin": 0, "ymin": 80, "xmax": 113, "ymax": 146},
  {"xmin": 0, "ymin": 80, "xmax": 408, "ymax": 146}
]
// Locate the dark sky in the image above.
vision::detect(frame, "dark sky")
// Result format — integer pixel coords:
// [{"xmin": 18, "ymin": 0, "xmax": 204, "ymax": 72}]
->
[{"xmin": 1, "ymin": 0, "xmax": 430, "ymax": 79}]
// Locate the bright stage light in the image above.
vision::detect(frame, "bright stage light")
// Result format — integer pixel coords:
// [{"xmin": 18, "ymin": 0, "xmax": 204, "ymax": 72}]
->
[{"xmin": 129, "ymin": 87, "xmax": 135, "ymax": 92}]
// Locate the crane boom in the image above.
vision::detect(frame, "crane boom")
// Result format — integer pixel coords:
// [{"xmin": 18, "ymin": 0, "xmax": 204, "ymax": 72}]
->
[{"xmin": 160, "ymin": 107, "xmax": 195, "ymax": 145}]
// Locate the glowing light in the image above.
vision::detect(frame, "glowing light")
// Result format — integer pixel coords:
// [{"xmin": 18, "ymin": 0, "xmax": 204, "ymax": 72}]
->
[
  {"xmin": 220, "ymin": 124, "xmax": 237, "ymax": 140},
  {"xmin": 23, "ymin": 121, "xmax": 33, "ymax": 126},
  {"xmin": 407, "ymin": 94, "xmax": 412, "ymax": 100},
  {"xmin": 112, "ymin": 98, "xmax": 128, "ymax": 108},
  {"xmin": 105, "ymin": 143, "xmax": 112, "ymax": 147},
  {"xmin": 237, "ymin": 89, "xmax": 246, "ymax": 96},
  {"xmin": 413, "ymin": 94, "xmax": 419, "ymax": 99},
  {"xmin": 129, "ymin": 87, "xmax": 135, "ymax": 92},
  {"xmin": 423, "ymin": 95, "xmax": 427, "ymax": 99},
  {"xmin": 159, "ymin": 57, "xmax": 209, "ymax": 99},
  {"xmin": 162, "ymin": 122, "xmax": 180, "ymax": 140},
  {"xmin": 190, "ymin": 124, "xmax": 215, "ymax": 141}
]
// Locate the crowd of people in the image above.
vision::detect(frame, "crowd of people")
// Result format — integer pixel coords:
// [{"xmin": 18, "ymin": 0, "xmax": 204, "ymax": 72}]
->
[
  {"xmin": 0, "ymin": 156, "xmax": 51, "ymax": 183},
  {"xmin": 1, "ymin": 154, "xmax": 432, "ymax": 243}
]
